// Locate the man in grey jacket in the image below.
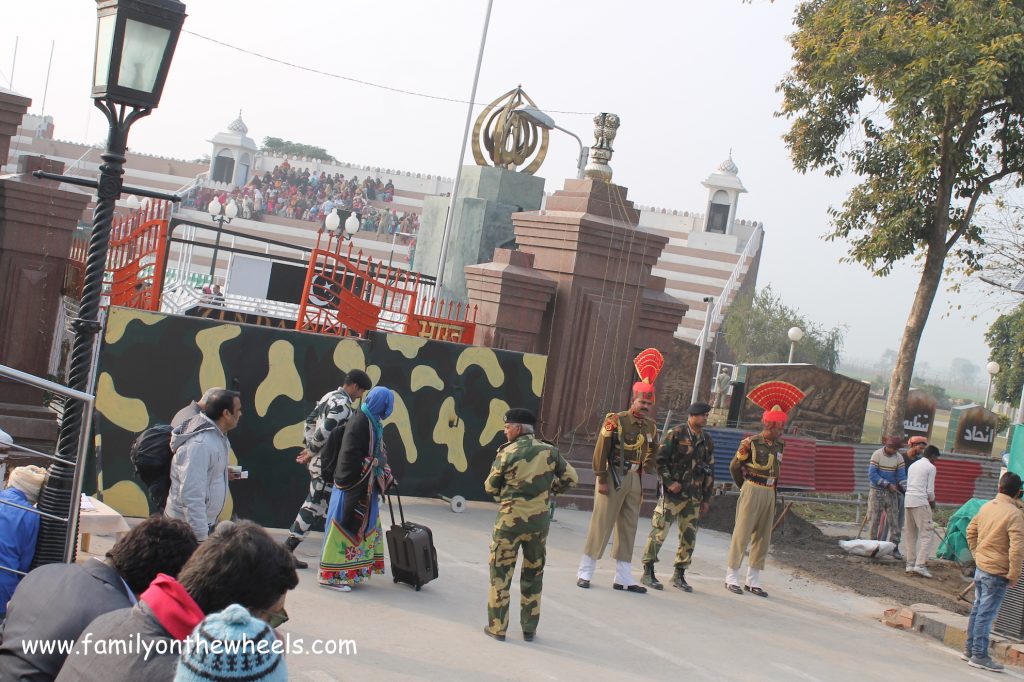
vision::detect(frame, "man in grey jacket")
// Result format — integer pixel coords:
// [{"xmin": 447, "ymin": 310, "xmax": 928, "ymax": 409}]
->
[
  {"xmin": 169, "ymin": 386, "xmax": 223, "ymax": 429},
  {"xmin": 164, "ymin": 389, "xmax": 241, "ymax": 541}
]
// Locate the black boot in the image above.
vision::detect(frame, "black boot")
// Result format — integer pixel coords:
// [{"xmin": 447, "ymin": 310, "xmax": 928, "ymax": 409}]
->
[
  {"xmin": 641, "ymin": 562, "xmax": 663, "ymax": 590},
  {"xmin": 284, "ymin": 536, "xmax": 308, "ymax": 569},
  {"xmin": 671, "ymin": 567, "xmax": 693, "ymax": 592}
]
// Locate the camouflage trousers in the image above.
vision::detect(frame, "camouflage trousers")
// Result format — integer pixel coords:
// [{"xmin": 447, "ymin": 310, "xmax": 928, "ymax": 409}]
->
[
  {"xmin": 868, "ymin": 487, "xmax": 902, "ymax": 545},
  {"xmin": 486, "ymin": 528, "xmax": 548, "ymax": 637},
  {"xmin": 288, "ymin": 475, "xmax": 333, "ymax": 541},
  {"xmin": 641, "ymin": 496, "xmax": 700, "ymax": 568}
]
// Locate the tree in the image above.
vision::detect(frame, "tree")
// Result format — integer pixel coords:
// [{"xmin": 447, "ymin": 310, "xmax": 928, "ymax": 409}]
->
[
  {"xmin": 950, "ymin": 357, "xmax": 981, "ymax": 388},
  {"xmin": 778, "ymin": 0, "xmax": 1024, "ymax": 439},
  {"xmin": 876, "ymin": 348, "xmax": 898, "ymax": 376},
  {"xmin": 722, "ymin": 285, "xmax": 845, "ymax": 371},
  {"xmin": 952, "ymin": 194, "xmax": 1024, "ymax": 296},
  {"xmin": 260, "ymin": 136, "xmax": 335, "ymax": 162},
  {"xmin": 985, "ymin": 302, "xmax": 1024, "ymax": 407}
]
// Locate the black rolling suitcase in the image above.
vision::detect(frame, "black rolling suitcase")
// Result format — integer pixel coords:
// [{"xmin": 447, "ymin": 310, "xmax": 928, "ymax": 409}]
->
[{"xmin": 385, "ymin": 490, "xmax": 438, "ymax": 591}]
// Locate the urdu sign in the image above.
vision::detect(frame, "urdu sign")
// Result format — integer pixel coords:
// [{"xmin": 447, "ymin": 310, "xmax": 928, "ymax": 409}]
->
[
  {"xmin": 902, "ymin": 389, "xmax": 937, "ymax": 441},
  {"xmin": 950, "ymin": 405, "xmax": 999, "ymax": 456}
]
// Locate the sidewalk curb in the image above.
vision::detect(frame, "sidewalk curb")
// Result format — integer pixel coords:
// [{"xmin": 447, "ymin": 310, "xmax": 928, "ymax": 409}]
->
[{"xmin": 883, "ymin": 603, "xmax": 1024, "ymax": 667}]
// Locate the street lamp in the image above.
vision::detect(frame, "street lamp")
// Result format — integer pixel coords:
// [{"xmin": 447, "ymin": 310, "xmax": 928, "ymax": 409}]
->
[
  {"xmin": 324, "ymin": 209, "xmax": 360, "ymax": 240},
  {"xmin": 34, "ymin": 0, "xmax": 187, "ymax": 568},
  {"xmin": 788, "ymin": 326, "xmax": 804, "ymax": 364},
  {"xmin": 691, "ymin": 296, "xmax": 715, "ymax": 403},
  {"xmin": 514, "ymin": 106, "xmax": 588, "ymax": 180},
  {"xmin": 986, "ymin": 361, "xmax": 1001, "ymax": 409},
  {"xmin": 207, "ymin": 196, "xmax": 237, "ymax": 278}
]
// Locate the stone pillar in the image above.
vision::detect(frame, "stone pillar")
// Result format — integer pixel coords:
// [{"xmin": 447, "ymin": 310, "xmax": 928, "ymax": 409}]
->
[
  {"xmin": 0, "ymin": 155, "xmax": 90, "ymax": 409},
  {"xmin": 0, "ymin": 89, "xmax": 31, "ymax": 170},
  {"xmin": 465, "ymin": 248, "xmax": 555, "ymax": 353},
  {"xmin": 417, "ymin": 165, "xmax": 545, "ymax": 302},
  {"xmin": 512, "ymin": 178, "xmax": 683, "ymax": 438}
]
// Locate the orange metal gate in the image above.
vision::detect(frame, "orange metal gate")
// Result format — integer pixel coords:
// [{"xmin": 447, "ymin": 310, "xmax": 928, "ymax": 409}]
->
[
  {"xmin": 105, "ymin": 201, "xmax": 170, "ymax": 311},
  {"xmin": 296, "ymin": 233, "xmax": 476, "ymax": 342}
]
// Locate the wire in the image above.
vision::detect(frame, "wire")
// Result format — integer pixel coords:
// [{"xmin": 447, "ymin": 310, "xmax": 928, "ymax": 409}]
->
[{"xmin": 182, "ymin": 30, "xmax": 596, "ymax": 116}]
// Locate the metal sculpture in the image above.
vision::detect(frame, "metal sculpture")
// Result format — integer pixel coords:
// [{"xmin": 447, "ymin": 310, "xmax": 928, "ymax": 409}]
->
[{"xmin": 471, "ymin": 86, "xmax": 549, "ymax": 174}]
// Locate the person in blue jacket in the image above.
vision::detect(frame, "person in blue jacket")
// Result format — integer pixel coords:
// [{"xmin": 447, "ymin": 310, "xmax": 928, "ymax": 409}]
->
[
  {"xmin": 867, "ymin": 436, "xmax": 908, "ymax": 559},
  {"xmin": 0, "ymin": 465, "xmax": 48, "ymax": 619}
]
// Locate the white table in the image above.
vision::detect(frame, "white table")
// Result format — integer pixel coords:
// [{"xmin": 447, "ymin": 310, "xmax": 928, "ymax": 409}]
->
[{"xmin": 79, "ymin": 495, "xmax": 131, "ymax": 553}]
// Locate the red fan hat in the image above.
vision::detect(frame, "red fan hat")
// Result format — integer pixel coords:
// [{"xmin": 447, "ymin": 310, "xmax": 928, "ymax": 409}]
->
[
  {"xmin": 632, "ymin": 348, "xmax": 664, "ymax": 401},
  {"xmin": 746, "ymin": 381, "xmax": 806, "ymax": 424}
]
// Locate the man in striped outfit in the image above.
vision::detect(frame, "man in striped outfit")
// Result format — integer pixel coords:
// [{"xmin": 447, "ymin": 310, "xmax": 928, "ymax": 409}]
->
[{"xmin": 868, "ymin": 435, "xmax": 907, "ymax": 561}]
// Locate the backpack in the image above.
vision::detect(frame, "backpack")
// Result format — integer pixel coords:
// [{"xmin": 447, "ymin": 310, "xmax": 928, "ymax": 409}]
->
[{"xmin": 129, "ymin": 424, "xmax": 174, "ymax": 513}]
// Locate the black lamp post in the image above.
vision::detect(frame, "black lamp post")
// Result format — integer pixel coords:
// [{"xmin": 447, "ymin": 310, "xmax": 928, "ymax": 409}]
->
[
  {"xmin": 206, "ymin": 196, "xmax": 237, "ymax": 279},
  {"xmin": 32, "ymin": 0, "xmax": 187, "ymax": 567}
]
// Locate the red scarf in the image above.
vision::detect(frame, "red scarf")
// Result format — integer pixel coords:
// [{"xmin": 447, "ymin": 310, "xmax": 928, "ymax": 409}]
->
[{"xmin": 140, "ymin": 574, "xmax": 205, "ymax": 640}]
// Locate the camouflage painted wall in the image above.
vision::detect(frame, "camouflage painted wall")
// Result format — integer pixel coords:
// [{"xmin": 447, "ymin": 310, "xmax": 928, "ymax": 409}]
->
[{"xmin": 90, "ymin": 307, "xmax": 546, "ymax": 528}]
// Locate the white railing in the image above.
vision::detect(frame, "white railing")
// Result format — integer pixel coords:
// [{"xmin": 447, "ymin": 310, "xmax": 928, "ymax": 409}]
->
[
  {"xmin": 171, "ymin": 172, "xmax": 209, "ymax": 215},
  {"xmin": 695, "ymin": 225, "xmax": 763, "ymax": 347},
  {"xmin": 161, "ymin": 281, "xmax": 300, "ymax": 322},
  {"xmin": 62, "ymin": 144, "xmax": 101, "ymax": 177}
]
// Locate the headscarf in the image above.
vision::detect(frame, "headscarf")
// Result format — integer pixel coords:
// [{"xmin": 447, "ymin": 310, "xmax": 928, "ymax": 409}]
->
[
  {"xmin": 361, "ymin": 386, "xmax": 394, "ymax": 458},
  {"xmin": 9, "ymin": 465, "xmax": 48, "ymax": 504}
]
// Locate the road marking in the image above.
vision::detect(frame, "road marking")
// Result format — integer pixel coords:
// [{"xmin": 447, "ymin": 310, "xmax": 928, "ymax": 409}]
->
[{"xmin": 771, "ymin": 662, "xmax": 824, "ymax": 682}]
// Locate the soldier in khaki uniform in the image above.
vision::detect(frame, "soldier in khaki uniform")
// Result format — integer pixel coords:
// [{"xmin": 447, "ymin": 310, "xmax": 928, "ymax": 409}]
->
[
  {"xmin": 724, "ymin": 381, "xmax": 805, "ymax": 598},
  {"xmin": 484, "ymin": 409, "xmax": 577, "ymax": 642},
  {"xmin": 641, "ymin": 401, "xmax": 715, "ymax": 592},
  {"xmin": 576, "ymin": 349, "xmax": 663, "ymax": 593}
]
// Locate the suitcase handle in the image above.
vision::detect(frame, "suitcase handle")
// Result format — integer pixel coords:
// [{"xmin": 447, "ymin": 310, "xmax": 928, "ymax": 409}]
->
[{"xmin": 386, "ymin": 485, "xmax": 406, "ymax": 526}]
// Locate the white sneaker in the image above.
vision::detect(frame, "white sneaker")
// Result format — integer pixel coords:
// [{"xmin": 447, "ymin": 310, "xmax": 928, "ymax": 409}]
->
[
  {"xmin": 913, "ymin": 566, "xmax": 933, "ymax": 579},
  {"xmin": 320, "ymin": 582, "xmax": 352, "ymax": 592},
  {"xmin": 905, "ymin": 565, "xmax": 914, "ymax": 574}
]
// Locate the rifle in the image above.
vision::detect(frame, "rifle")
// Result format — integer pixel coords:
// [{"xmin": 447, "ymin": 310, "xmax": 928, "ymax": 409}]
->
[{"xmin": 607, "ymin": 427, "xmax": 623, "ymax": 492}]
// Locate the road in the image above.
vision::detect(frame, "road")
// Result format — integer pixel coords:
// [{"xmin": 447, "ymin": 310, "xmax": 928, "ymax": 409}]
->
[{"xmin": 254, "ymin": 497, "xmax": 1017, "ymax": 681}]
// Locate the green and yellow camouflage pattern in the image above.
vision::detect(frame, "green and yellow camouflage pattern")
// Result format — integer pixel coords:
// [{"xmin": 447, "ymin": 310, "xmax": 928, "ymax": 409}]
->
[
  {"xmin": 88, "ymin": 307, "xmax": 546, "ymax": 529},
  {"xmin": 484, "ymin": 434, "xmax": 578, "ymax": 534},
  {"xmin": 484, "ymin": 434, "xmax": 576, "ymax": 637},
  {"xmin": 642, "ymin": 496, "xmax": 700, "ymax": 568},
  {"xmin": 487, "ymin": 529, "xmax": 547, "ymax": 637},
  {"xmin": 655, "ymin": 424, "xmax": 715, "ymax": 504}
]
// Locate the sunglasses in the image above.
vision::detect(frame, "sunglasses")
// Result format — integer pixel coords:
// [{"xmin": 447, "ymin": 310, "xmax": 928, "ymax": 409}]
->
[{"xmin": 256, "ymin": 607, "xmax": 289, "ymax": 628}]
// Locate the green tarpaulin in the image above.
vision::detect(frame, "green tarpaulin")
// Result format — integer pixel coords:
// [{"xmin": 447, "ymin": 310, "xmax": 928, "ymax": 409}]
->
[{"xmin": 936, "ymin": 498, "xmax": 987, "ymax": 564}]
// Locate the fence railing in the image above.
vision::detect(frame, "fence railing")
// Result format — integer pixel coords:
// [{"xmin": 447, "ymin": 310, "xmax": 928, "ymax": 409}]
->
[
  {"xmin": 696, "ymin": 225, "xmax": 762, "ymax": 347},
  {"xmin": 0, "ymin": 364, "xmax": 96, "ymax": 569}
]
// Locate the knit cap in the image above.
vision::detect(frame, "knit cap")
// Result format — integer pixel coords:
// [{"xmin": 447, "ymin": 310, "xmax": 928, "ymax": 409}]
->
[
  {"xmin": 175, "ymin": 604, "xmax": 287, "ymax": 682},
  {"xmin": 9, "ymin": 465, "xmax": 47, "ymax": 503}
]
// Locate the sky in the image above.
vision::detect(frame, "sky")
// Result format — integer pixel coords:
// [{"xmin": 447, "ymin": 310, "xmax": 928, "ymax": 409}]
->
[{"xmin": 3, "ymin": 0, "xmax": 1016, "ymax": 377}]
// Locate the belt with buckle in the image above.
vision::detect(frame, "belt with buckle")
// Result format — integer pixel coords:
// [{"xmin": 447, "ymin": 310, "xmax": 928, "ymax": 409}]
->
[{"xmin": 743, "ymin": 473, "xmax": 775, "ymax": 488}]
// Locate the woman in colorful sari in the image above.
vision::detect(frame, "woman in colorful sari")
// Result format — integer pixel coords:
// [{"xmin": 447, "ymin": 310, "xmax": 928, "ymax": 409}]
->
[{"xmin": 319, "ymin": 386, "xmax": 396, "ymax": 592}]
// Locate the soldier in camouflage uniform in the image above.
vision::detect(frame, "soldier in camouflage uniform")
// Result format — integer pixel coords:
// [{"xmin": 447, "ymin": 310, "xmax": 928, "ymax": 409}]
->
[
  {"xmin": 484, "ymin": 408, "xmax": 577, "ymax": 642},
  {"xmin": 283, "ymin": 369, "xmax": 372, "ymax": 567},
  {"xmin": 641, "ymin": 401, "xmax": 715, "ymax": 592}
]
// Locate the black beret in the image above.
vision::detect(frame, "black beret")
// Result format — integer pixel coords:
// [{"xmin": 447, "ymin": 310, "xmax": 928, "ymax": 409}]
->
[
  {"xmin": 688, "ymin": 402, "xmax": 712, "ymax": 416},
  {"xmin": 503, "ymin": 408, "xmax": 537, "ymax": 426}
]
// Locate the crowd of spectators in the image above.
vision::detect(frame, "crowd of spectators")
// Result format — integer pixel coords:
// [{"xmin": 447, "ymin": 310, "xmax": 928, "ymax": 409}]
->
[
  {"xmin": 0, "ymin": 411, "xmax": 298, "ymax": 680},
  {"xmin": 183, "ymin": 161, "xmax": 419, "ymax": 243}
]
